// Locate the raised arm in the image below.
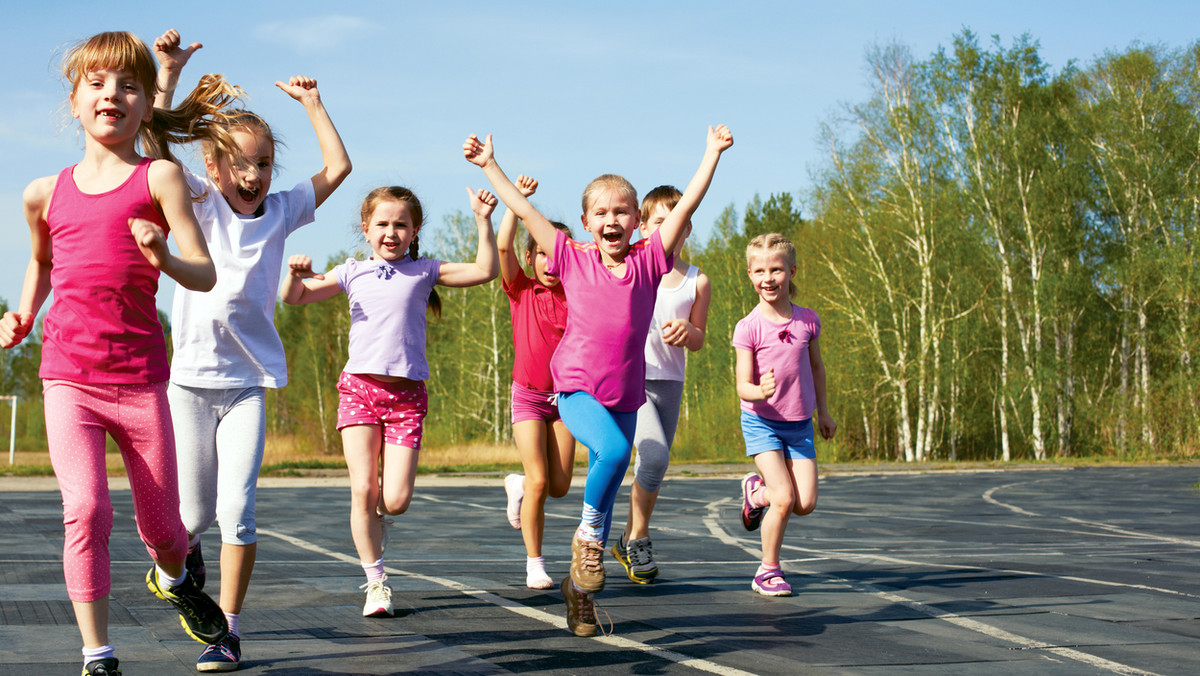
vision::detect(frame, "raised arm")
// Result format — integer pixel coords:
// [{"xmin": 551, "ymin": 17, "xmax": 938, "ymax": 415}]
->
[
  {"xmin": 144, "ymin": 160, "xmax": 216, "ymax": 291},
  {"xmin": 497, "ymin": 175, "xmax": 538, "ymax": 285},
  {"xmin": 463, "ymin": 134, "xmax": 559, "ymax": 257},
  {"xmin": 658, "ymin": 125, "xmax": 734, "ymax": 255},
  {"xmin": 275, "ymin": 76, "xmax": 352, "ymax": 208},
  {"xmin": 152, "ymin": 29, "xmax": 202, "ymax": 109},
  {"xmin": 281, "ymin": 254, "xmax": 343, "ymax": 305},
  {"xmin": 439, "ymin": 188, "xmax": 500, "ymax": 287},
  {"xmin": 0, "ymin": 177, "xmax": 56, "ymax": 348}
]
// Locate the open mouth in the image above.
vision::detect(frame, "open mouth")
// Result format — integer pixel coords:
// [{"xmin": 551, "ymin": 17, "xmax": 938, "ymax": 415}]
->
[
  {"xmin": 601, "ymin": 230, "xmax": 623, "ymax": 245},
  {"xmin": 237, "ymin": 186, "xmax": 260, "ymax": 203},
  {"xmin": 98, "ymin": 108, "xmax": 124, "ymax": 120}
]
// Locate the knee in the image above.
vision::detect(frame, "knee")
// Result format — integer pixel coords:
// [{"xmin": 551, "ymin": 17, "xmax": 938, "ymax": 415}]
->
[
  {"xmin": 349, "ymin": 479, "xmax": 380, "ymax": 507},
  {"xmin": 793, "ymin": 494, "xmax": 817, "ymax": 516},
  {"xmin": 635, "ymin": 451, "xmax": 668, "ymax": 492},
  {"xmin": 525, "ymin": 473, "xmax": 550, "ymax": 500},
  {"xmin": 64, "ymin": 499, "xmax": 113, "ymax": 536},
  {"xmin": 380, "ymin": 489, "xmax": 413, "ymax": 515},
  {"xmin": 547, "ymin": 477, "xmax": 571, "ymax": 499},
  {"xmin": 769, "ymin": 488, "xmax": 796, "ymax": 515}
]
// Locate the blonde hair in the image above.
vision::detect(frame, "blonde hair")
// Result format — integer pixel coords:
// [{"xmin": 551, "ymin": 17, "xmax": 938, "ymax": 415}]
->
[
  {"xmin": 581, "ymin": 174, "xmax": 638, "ymax": 214},
  {"xmin": 63, "ymin": 32, "xmax": 247, "ymax": 170},
  {"xmin": 360, "ymin": 187, "xmax": 441, "ymax": 318},
  {"xmin": 640, "ymin": 185, "xmax": 681, "ymax": 224},
  {"xmin": 746, "ymin": 232, "xmax": 798, "ymax": 299}
]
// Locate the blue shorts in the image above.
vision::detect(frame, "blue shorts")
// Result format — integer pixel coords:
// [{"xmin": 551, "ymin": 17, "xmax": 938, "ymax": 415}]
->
[{"xmin": 740, "ymin": 411, "xmax": 816, "ymax": 460}]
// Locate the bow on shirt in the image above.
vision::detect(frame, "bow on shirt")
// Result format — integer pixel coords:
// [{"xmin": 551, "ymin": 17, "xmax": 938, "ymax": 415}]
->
[
  {"xmin": 778, "ymin": 329, "xmax": 793, "ymax": 344},
  {"xmin": 375, "ymin": 263, "xmax": 396, "ymax": 280}
]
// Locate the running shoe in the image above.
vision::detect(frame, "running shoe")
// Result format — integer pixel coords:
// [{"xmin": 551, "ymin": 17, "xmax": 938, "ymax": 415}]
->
[
  {"xmin": 83, "ymin": 658, "xmax": 121, "ymax": 676},
  {"xmin": 361, "ymin": 577, "xmax": 394, "ymax": 617},
  {"xmin": 561, "ymin": 577, "xmax": 597, "ymax": 637},
  {"xmin": 146, "ymin": 566, "xmax": 228, "ymax": 644},
  {"xmin": 196, "ymin": 632, "xmax": 240, "ymax": 672},
  {"xmin": 377, "ymin": 512, "xmax": 393, "ymax": 554},
  {"xmin": 504, "ymin": 473, "xmax": 524, "ymax": 529},
  {"xmin": 186, "ymin": 541, "xmax": 206, "ymax": 591},
  {"xmin": 612, "ymin": 535, "xmax": 658, "ymax": 584},
  {"xmin": 570, "ymin": 532, "xmax": 606, "ymax": 593},
  {"xmin": 741, "ymin": 472, "xmax": 766, "ymax": 531},
  {"xmin": 751, "ymin": 568, "xmax": 792, "ymax": 597}
]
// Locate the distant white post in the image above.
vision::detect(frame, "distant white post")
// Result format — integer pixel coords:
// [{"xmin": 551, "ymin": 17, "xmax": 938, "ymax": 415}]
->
[{"xmin": 1, "ymin": 396, "xmax": 15, "ymax": 464}]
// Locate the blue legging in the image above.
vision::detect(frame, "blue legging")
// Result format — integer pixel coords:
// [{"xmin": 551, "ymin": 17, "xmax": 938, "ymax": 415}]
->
[{"xmin": 557, "ymin": 391, "xmax": 638, "ymax": 544}]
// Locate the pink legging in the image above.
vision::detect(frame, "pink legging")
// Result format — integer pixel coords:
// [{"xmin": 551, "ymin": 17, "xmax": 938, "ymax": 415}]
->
[{"xmin": 44, "ymin": 380, "xmax": 187, "ymax": 602}]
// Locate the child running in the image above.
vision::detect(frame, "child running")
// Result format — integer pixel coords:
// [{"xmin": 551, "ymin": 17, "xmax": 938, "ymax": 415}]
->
[
  {"xmin": 0, "ymin": 31, "xmax": 235, "ymax": 676},
  {"xmin": 464, "ymin": 125, "xmax": 732, "ymax": 637},
  {"xmin": 151, "ymin": 29, "xmax": 352, "ymax": 671},
  {"xmin": 496, "ymin": 174, "xmax": 577, "ymax": 589},
  {"xmin": 282, "ymin": 185, "xmax": 499, "ymax": 618},
  {"xmin": 734, "ymin": 233, "xmax": 836, "ymax": 597},
  {"xmin": 611, "ymin": 185, "xmax": 712, "ymax": 584}
]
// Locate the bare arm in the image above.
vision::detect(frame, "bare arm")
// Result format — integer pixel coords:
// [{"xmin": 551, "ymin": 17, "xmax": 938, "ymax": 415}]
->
[
  {"xmin": 439, "ymin": 188, "xmax": 499, "ymax": 287},
  {"xmin": 281, "ymin": 254, "xmax": 343, "ymax": 305},
  {"xmin": 275, "ymin": 76, "xmax": 352, "ymax": 208},
  {"xmin": 0, "ymin": 177, "xmax": 56, "ymax": 348},
  {"xmin": 658, "ymin": 125, "xmax": 734, "ymax": 255},
  {"xmin": 809, "ymin": 336, "xmax": 837, "ymax": 439},
  {"xmin": 144, "ymin": 160, "xmax": 216, "ymax": 291},
  {"xmin": 497, "ymin": 175, "xmax": 538, "ymax": 285},
  {"xmin": 736, "ymin": 347, "xmax": 775, "ymax": 402},
  {"xmin": 463, "ymin": 134, "xmax": 559, "ymax": 257},
  {"xmin": 152, "ymin": 29, "xmax": 202, "ymax": 109},
  {"xmin": 683, "ymin": 271, "xmax": 712, "ymax": 351}
]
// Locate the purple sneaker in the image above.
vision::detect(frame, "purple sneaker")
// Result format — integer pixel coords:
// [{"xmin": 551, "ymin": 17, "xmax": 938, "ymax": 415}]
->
[
  {"xmin": 740, "ymin": 473, "xmax": 765, "ymax": 531},
  {"xmin": 752, "ymin": 568, "xmax": 792, "ymax": 597}
]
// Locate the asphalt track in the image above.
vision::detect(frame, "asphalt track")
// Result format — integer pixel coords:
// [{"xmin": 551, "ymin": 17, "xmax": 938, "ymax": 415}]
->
[{"xmin": 2, "ymin": 465, "xmax": 1199, "ymax": 675}]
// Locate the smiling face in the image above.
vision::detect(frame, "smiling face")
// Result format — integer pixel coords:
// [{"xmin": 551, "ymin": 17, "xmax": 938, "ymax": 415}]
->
[
  {"xmin": 582, "ymin": 188, "xmax": 640, "ymax": 263},
  {"xmin": 363, "ymin": 199, "xmax": 418, "ymax": 261},
  {"xmin": 70, "ymin": 68, "xmax": 152, "ymax": 146},
  {"xmin": 206, "ymin": 128, "xmax": 274, "ymax": 216},
  {"xmin": 747, "ymin": 249, "xmax": 796, "ymax": 308}
]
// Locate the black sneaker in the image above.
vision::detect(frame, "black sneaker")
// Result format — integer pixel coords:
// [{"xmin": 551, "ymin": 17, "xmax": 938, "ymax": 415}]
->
[
  {"xmin": 146, "ymin": 566, "xmax": 228, "ymax": 644},
  {"xmin": 186, "ymin": 541, "xmax": 206, "ymax": 591},
  {"xmin": 196, "ymin": 632, "xmax": 241, "ymax": 672},
  {"xmin": 83, "ymin": 657, "xmax": 120, "ymax": 675}
]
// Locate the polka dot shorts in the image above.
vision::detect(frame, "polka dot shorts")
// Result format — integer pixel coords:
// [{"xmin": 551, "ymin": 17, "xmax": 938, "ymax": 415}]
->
[{"xmin": 336, "ymin": 372, "xmax": 428, "ymax": 449}]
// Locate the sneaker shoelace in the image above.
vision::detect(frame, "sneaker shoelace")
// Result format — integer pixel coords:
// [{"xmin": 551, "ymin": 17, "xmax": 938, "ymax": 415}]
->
[
  {"xmin": 629, "ymin": 540, "xmax": 653, "ymax": 567},
  {"xmin": 580, "ymin": 594, "xmax": 614, "ymax": 636},
  {"xmin": 580, "ymin": 541, "xmax": 603, "ymax": 573}
]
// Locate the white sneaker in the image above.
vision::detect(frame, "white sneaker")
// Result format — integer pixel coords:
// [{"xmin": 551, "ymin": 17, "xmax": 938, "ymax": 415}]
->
[
  {"xmin": 361, "ymin": 577, "xmax": 394, "ymax": 617},
  {"xmin": 504, "ymin": 474, "xmax": 524, "ymax": 529},
  {"xmin": 376, "ymin": 512, "xmax": 393, "ymax": 554},
  {"xmin": 526, "ymin": 568, "xmax": 554, "ymax": 589}
]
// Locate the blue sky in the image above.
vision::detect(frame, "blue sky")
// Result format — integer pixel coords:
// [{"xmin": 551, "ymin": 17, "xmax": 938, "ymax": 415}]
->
[{"xmin": 1, "ymin": 1, "xmax": 1195, "ymax": 313}]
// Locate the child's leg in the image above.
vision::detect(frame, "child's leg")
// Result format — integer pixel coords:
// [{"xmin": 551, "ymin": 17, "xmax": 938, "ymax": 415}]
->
[
  {"xmin": 379, "ymin": 442, "xmax": 419, "ymax": 515},
  {"xmin": 212, "ymin": 387, "xmax": 267, "ymax": 616},
  {"xmin": 167, "ymin": 384, "xmax": 220, "ymax": 548},
  {"xmin": 557, "ymin": 391, "xmax": 637, "ymax": 544},
  {"xmin": 753, "ymin": 450, "xmax": 795, "ymax": 566},
  {"xmin": 546, "ymin": 419, "xmax": 576, "ymax": 499},
  {"xmin": 513, "ymin": 419, "xmax": 550, "ymax": 558},
  {"xmin": 44, "ymin": 382, "xmax": 117, "ymax": 648},
  {"xmin": 625, "ymin": 380, "xmax": 683, "ymax": 541},
  {"xmin": 342, "ymin": 425, "xmax": 385, "ymax": 563}
]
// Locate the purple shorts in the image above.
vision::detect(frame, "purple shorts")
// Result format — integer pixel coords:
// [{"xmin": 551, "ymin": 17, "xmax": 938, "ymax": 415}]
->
[
  {"xmin": 511, "ymin": 381, "xmax": 560, "ymax": 424},
  {"xmin": 337, "ymin": 372, "xmax": 428, "ymax": 449}
]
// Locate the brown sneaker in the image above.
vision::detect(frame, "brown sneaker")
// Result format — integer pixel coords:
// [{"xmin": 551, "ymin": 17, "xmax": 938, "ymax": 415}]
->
[
  {"xmin": 570, "ymin": 533, "xmax": 606, "ymax": 593},
  {"xmin": 561, "ymin": 577, "xmax": 597, "ymax": 637}
]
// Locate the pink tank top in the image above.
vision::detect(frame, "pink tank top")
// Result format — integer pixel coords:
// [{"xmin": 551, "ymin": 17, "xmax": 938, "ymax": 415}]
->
[{"xmin": 41, "ymin": 158, "xmax": 170, "ymax": 383}]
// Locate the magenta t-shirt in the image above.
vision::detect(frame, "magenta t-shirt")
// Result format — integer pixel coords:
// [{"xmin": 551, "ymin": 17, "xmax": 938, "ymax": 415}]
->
[
  {"xmin": 547, "ymin": 229, "xmax": 671, "ymax": 411},
  {"xmin": 41, "ymin": 158, "xmax": 170, "ymax": 383},
  {"xmin": 732, "ymin": 304, "xmax": 821, "ymax": 422}
]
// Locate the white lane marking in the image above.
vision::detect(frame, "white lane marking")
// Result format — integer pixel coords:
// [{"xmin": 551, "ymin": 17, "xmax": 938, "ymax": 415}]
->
[
  {"xmin": 700, "ymin": 498, "xmax": 1163, "ymax": 676},
  {"xmin": 258, "ymin": 527, "xmax": 756, "ymax": 676}
]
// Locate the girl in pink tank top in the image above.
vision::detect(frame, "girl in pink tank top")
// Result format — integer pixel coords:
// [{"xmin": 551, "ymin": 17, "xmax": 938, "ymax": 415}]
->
[{"xmin": 0, "ymin": 30, "xmax": 245, "ymax": 676}]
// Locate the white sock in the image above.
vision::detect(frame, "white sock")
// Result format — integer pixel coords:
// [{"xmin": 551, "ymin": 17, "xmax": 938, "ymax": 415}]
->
[
  {"xmin": 575, "ymin": 524, "xmax": 603, "ymax": 543},
  {"xmin": 526, "ymin": 556, "xmax": 546, "ymax": 576},
  {"xmin": 188, "ymin": 533, "xmax": 201, "ymax": 549},
  {"xmin": 83, "ymin": 644, "xmax": 115, "ymax": 665},
  {"xmin": 225, "ymin": 611, "xmax": 240, "ymax": 638},
  {"xmin": 361, "ymin": 558, "xmax": 386, "ymax": 584},
  {"xmin": 156, "ymin": 565, "xmax": 185, "ymax": 589}
]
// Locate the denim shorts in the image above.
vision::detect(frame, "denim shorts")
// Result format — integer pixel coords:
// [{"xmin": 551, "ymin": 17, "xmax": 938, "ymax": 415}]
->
[{"xmin": 740, "ymin": 411, "xmax": 815, "ymax": 459}]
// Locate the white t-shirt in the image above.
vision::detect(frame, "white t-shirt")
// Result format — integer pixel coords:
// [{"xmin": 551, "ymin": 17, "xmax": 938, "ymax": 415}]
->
[
  {"xmin": 644, "ymin": 265, "xmax": 699, "ymax": 382},
  {"xmin": 170, "ymin": 172, "xmax": 316, "ymax": 388}
]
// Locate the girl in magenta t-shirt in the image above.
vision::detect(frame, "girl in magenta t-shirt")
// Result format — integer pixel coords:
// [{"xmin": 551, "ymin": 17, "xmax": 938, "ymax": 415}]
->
[
  {"xmin": 496, "ymin": 174, "xmax": 578, "ymax": 590},
  {"xmin": 733, "ymin": 233, "xmax": 837, "ymax": 598},
  {"xmin": 464, "ymin": 125, "xmax": 733, "ymax": 637}
]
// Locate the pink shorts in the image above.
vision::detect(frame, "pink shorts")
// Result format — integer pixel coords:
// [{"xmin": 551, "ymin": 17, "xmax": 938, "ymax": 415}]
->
[
  {"xmin": 511, "ymin": 381, "xmax": 560, "ymax": 424},
  {"xmin": 337, "ymin": 372, "xmax": 428, "ymax": 449}
]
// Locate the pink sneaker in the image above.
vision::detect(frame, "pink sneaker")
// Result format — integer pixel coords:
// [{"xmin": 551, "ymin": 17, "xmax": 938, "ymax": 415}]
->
[
  {"xmin": 504, "ymin": 474, "xmax": 524, "ymax": 529},
  {"xmin": 752, "ymin": 568, "xmax": 792, "ymax": 597},
  {"xmin": 740, "ymin": 472, "xmax": 765, "ymax": 531}
]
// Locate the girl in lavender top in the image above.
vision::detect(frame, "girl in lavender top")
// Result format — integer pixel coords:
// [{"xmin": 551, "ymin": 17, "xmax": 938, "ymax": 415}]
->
[{"xmin": 281, "ymin": 186, "xmax": 498, "ymax": 618}]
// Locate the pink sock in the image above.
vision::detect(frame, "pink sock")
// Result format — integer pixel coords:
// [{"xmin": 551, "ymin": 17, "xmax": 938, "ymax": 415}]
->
[{"xmin": 750, "ymin": 483, "xmax": 769, "ymax": 509}]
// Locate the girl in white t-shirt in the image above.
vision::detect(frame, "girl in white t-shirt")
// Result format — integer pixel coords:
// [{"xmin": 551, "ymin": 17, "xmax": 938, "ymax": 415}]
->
[{"xmin": 151, "ymin": 29, "xmax": 351, "ymax": 671}]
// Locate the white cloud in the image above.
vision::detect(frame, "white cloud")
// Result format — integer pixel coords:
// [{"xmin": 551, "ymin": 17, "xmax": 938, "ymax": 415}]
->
[{"xmin": 253, "ymin": 15, "xmax": 377, "ymax": 55}]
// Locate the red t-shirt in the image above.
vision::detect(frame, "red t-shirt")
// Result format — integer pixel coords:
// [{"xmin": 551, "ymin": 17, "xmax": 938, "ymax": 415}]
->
[{"xmin": 504, "ymin": 269, "xmax": 567, "ymax": 392}]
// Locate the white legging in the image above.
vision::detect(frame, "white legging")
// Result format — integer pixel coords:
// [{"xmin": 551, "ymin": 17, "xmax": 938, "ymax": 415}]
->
[
  {"xmin": 632, "ymin": 379, "xmax": 685, "ymax": 494},
  {"xmin": 168, "ymin": 383, "xmax": 267, "ymax": 545}
]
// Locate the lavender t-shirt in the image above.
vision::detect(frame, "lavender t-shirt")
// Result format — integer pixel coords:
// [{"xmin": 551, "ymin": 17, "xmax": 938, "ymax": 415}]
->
[
  {"xmin": 332, "ymin": 256, "xmax": 440, "ymax": 380},
  {"xmin": 547, "ymin": 229, "xmax": 671, "ymax": 411},
  {"xmin": 732, "ymin": 304, "xmax": 821, "ymax": 421}
]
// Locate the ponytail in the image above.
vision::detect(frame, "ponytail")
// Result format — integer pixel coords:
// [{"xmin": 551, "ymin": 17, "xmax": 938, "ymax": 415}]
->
[{"xmin": 407, "ymin": 232, "xmax": 442, "ymax": 318}]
